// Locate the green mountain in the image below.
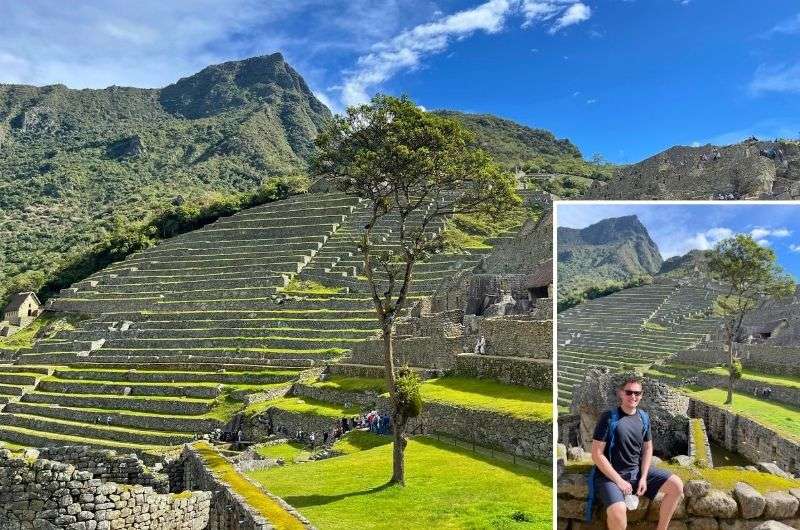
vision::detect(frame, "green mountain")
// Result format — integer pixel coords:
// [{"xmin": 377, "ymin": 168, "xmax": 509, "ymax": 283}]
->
[
  {"xmin": 557, "ymin": 215, "xmax": 662, "ymax": 297},
  {"xmin": 0, "ymin": 53, "xmax": 329, "ymax": 297},
  {"xmin": 433, "ymin": 110, "xmax": 581, "ymax": 167},
  {"xmin": 659, "ymin": 249, "xmax": 712, "ymax": 277}
]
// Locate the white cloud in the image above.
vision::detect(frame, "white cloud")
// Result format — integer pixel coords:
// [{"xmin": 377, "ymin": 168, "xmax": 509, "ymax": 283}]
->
[
  {"xmin": 790, "ymin": 244, "xmax": 800, "ymax": 253},
  {"xmin": 750, "ymin": 62, "xmax": 800, "ymax": 95},
  {"xmin": 548, "ymin": 3, "xmax": 591, "ymax": 34},
  {"xmin": 340, "ymin": 0, "xmax": 591, "ymax": 106},
  {"xmin": 679, "ymin": 227, "xmax": 734, "ymax": 254},
  {"xmin": 586, "ymin": 98, "xmax": 597, "ymax": 104},
  {"xmin": 340, "ymin": 0, "xmax": 515, "ymax": 106},
  {"xmin": 766, "ymin": 13, "xmax": 800, "ymax": 36},
  {"xmin": 750, "ymin": 227, "xmax": 791, "ymax": 240},
  {"xmin": 750, "ymin": 227, "xmax": 771, "ymax": 240}
]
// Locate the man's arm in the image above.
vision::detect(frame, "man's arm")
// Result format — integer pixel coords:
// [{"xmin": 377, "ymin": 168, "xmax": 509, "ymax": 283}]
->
[
  {"xmin": 637, "ymin": 440, "xmax": 653, "ymax": 496},
  {"xmin": 591, "ymin": 440, "xmax": 632, "ymax": 495}
]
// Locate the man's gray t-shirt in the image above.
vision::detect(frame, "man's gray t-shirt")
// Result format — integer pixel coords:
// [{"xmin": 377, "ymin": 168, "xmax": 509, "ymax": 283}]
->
[{"xmin": 592, "ymin": 407, "xmax": 652, "ymax": 474}]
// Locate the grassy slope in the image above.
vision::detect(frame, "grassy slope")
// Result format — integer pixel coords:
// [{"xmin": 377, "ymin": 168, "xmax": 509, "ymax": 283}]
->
[
  {"xmin": 248, "ymin": 435, "xmax": 552, "ymax": 530},
  {"xmin": 312, "ymin": 375, "xmax": 552, "ymax": 422},
  {"xmin": 194, "ymin": 441, "xmax": 306, "ymax": 530},
  {"xmin": 686, "ymin": 387, "xmax": 800, "ymax": 442}
]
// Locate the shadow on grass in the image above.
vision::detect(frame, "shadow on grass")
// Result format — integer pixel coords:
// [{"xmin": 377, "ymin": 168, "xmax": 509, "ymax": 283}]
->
[
  {"xmin": 282, "ymin": 481, "xmax": 395, "ymax": 507},
  {"xmin": 413, "ymin": 436, "xmax": 552, "ymax": 488},
  {"xmin": 337, "ymin": 431, "xmax": 392, "ymax": 451}
]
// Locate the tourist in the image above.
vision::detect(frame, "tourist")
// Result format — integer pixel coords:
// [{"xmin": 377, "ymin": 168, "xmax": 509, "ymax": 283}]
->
[
  {"xmin": 309, "ymin": 432, "xmax": 316, "ymax": 449},
  {"xmin": 588, "ymin": 376, "xmax": 684, "ymax": 530},
  {"xmin": 474, "ymin": 335, "xmax": 486, "ymax": 354}
]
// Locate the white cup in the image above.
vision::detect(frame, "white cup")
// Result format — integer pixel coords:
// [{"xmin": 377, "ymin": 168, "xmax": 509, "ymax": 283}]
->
[{"xmin": 624, "ymin": 494, "xmax": 640, "ymax": 511}]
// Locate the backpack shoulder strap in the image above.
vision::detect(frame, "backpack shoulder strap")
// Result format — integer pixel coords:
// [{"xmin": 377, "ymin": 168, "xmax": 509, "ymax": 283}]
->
[{"xmin": 608, "ymin": 408, "xmax": 620, "ymax": 450}]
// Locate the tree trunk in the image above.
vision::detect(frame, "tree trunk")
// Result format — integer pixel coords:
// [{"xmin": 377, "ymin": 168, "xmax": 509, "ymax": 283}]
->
[
  {"xmin": 381, "ymin": 325, "xmax": 405, "ymax": 485},
  {"xmin": 391, "ymin": 414, "xmax": 407, "ymax": 486},
  {"xmin": 725, "ymin": 329, "xmax": 734, "ymax": 405}
]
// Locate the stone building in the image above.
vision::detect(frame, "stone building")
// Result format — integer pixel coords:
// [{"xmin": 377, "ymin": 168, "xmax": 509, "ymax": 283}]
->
[{"xmin": 0, "ymin": 291, "xmax": 42, "ymax": 337}]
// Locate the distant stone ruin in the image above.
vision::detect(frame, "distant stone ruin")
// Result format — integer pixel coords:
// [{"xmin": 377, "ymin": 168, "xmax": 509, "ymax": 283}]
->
[
  {"xmin": 0, "ymin": 292, "xmax": 42, "ymax": 337},
  {"xmin": 583, "ymin": 139, "xmax": 800, "ymax": 200}
]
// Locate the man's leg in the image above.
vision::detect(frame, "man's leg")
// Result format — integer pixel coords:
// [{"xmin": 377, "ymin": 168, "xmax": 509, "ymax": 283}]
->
[
  {"xmin": 606, "ymin": 502, "xmax": 627, "ymax": 530},
  {"xmin": 655, "ymin": 474, "xmax": 684, "ymax": 530}
]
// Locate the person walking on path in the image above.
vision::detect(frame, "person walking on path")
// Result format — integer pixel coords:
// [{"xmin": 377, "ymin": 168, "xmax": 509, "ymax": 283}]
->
[{"xmin": 590, "ymin": 376, "xmax": 684, "ymax": 530}]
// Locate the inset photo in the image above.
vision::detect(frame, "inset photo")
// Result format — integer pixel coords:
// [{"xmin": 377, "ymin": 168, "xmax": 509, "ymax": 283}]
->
[{"xmin": 555, "ymin": 203, "xmax": 800, "ymax": 529}]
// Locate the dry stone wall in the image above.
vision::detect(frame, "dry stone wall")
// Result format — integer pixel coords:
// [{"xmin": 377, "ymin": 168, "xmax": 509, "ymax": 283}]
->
[
  {"xmin": 38, "ymin": 447, "xmax": 170, "ymax": 494},
  {"xmin": 0, "ymin": 448, "xmax": 210, "ymax": 530},
  {"xmin": 674, "ymin": 345, "xmax": 800, "ymax": 377},
  {"xmin": 279, "ymin": 384, "xmax": 552, "ymax": 461},
  {"xmin": 690, "ymin": 399, "xmax": 800, "ymax": 477},
  {"xmin": 558, "ymin": 470, "xmax": 800, "ymax": 529},
  {"xmin": 180, "ymin": 445, "xmax": 314, "ymax": 530}
]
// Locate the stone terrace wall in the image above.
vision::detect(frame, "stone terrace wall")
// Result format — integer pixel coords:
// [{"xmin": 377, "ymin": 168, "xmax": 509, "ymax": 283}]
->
[
  {"xmin": 690, "ymin": 399, "xmax": 800, "ymax": 477},
  {"xmin": 453, "ymin": 353, "xmax": 551, "ymax": 388},
  {"xmin": 181, "ymin": 445, "xmax": 314, "ymax": 530},
  {"xmin": 673, "ymin": 345, "xmax": 800, "ymax": 377},
  {"xmin": 466, "ymin": 316, "xmax": 552, "ymax": 358},
  {"xmin": 663, "ymin": 371, "xmax": 800, "ymax": 409},
  {"xmin": 558, "ymin": 471, "xmax": 800, "ymax": 529},
  {"xmin": 0, "ymin": 448, "xmax": 210, "ymax": 530},
  {"xmin": 38, "ymin": 446, "xmax": 170, "ymax": 494},
  {"xmin": 284, "ymin": 384, "xmax": 552, "ymax": 461}
]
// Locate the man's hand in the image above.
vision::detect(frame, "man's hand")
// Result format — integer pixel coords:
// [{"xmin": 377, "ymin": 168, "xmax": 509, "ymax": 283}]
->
[
  {"xmin": 636, "ymin": 479, "xmax": 647, "ymax": 496},
  {"xmin": 616, "ymin": 479, "xmax": 633, "ymax": 495}
]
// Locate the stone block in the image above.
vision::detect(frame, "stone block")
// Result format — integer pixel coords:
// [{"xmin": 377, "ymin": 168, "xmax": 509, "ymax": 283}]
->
[
  {"xmin": 762, "ymin": 492, "xmax": 799, "ymax": 520},
  {"xmin": 752, "ymin": 522, "xmax": 796, "ymax": 530},
  {"xmin": 648, "ymin": 492, "xmax": 687, "ymax": 521},
  {"xmin": 734, "ymin": 483, "xmax": 766, "ymax": 519},
  {"xmin": 559, "ymin": 473, "xmax": 589, "ymax": 498},
  {"xmin": 688, "ymin": 490, "xmax": 739, "ymax": 518},
  {"xmin": 685, "ymin": 480, "xmax": 712, "ymax": 498},
  {"xmin": 558, "ymin": 498, "xmax": 588, "ymax": 519},
  {"xmin": 688, "ymin": 518, "xmax": 720, "ymax": 530}
]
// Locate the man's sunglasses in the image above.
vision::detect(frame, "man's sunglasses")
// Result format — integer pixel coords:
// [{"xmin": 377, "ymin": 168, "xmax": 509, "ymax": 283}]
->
[{"xmin": 624, "ymin": 390, "xmax": 643, "ymax": 397}]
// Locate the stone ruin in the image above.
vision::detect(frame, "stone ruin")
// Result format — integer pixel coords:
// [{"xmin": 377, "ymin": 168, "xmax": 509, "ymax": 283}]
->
[
  {"xmin": 557, "ymin": 370, "xmax": 800, "ymax": 529},
  {"xmin": 582, "ymin": 139, "xmax": 800, "ymax": 200},
  {"xmin": 0, "ymin": 446, "xmax": 211, "ymax": 530},
  {"xmin": 0, "ymin": 442, "xmax": 316, "ymax": 530},
  {"xmin": 562, "ymin": 368, "xmax": 690, "ymax": 459}
]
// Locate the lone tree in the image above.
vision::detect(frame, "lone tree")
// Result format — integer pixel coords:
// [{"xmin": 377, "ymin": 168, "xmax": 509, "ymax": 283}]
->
[
  {"xmin": 708, "ymin": 234, "xmax": 794, "ymax": 404},
  {"xmin": 314, "ymin": 95, "xmax": 520, "ymax": 485}
]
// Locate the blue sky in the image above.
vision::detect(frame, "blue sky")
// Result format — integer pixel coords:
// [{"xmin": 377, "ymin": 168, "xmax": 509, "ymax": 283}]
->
[
  {"xmin": 557, "ymin": 203, "xmax": 800, "ymax": 279},
  {"xmin": 1, "ymin": 1, "xmax": 798, "ymax": 162}
]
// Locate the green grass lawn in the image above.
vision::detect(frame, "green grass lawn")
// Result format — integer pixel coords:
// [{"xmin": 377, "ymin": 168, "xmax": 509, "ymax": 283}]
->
[
  {"xmin": 311, "ymin": 376, "xmax": 552, "ymax": 422},
  {"xmin": 248, "ymin": 435, "xmax": 551, "ymax": 530},
  {"xmin": 245, "ymin": 396, "xmax": 362, "ymax": 418},
  {"xmin": 663, "ymin": 363, "xmax": 800, "ymax": 389},
  {"xmin": 421, "ymin": 377, "xmax": 552, "ymax": 422},
  {"xmin": 0, "ymin": 314, "xmax": 79, "ymax": 351},
  {"xmin": 194, "ymin": 442, "xmax": 307, "ymax": 530},
  {"xmin": 685, "ymin": 387, "xmax": 800, "ymax": 442},
  {"xmin": 312, "ymin": 376, "xmax": 386, "ymax": 393},
  {"xmin": 255, "ymin": 441, "xmax": 312, "ymax": 463}
]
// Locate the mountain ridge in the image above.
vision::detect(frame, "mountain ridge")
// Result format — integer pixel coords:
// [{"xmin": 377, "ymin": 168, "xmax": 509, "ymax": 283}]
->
[{"xmin": 557, "ymin": 215, "xmax": 663, "ymax": 297}]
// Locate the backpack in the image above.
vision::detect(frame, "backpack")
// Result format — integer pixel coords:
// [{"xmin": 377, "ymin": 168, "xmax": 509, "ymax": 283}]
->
[{"xmin": 584, "ymin": 408, "xmax": 650, "ymax": 521}]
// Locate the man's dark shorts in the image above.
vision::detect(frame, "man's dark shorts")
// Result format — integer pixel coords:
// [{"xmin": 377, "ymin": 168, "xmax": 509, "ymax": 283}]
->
[{"xmin": 595, "ymin": 467, "xmax": 673, "ymax": 507}]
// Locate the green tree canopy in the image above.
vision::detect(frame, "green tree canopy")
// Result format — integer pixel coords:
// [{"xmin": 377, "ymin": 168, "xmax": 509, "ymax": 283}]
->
[{"xmin": 314, "ymin": 94, "xmax": 520, "ymax": 485}]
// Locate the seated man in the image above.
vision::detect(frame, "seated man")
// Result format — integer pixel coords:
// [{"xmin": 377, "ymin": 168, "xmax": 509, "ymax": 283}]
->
[{"xmin": 590, "ymin": 376, "xmax": 684, "ymax": 530}]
